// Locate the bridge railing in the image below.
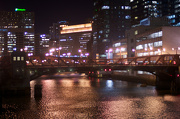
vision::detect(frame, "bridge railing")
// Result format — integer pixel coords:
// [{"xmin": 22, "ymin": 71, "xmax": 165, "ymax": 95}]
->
[{"xmin": 26, "ymin": 54, "xmax": 180, "ymax": 68}]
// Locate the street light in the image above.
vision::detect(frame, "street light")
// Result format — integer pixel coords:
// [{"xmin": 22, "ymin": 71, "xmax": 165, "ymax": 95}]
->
[
  {"xmin": 85, "ymin": 53, "xmax": 89, "ymax": 57},
  {"xmin": 58, "ymin": 47, "xmax": 62, "ymax": 57},
  {"xmin": 24, "ymin": 47, "xmax": 28, "ymax": 52},
  {"xmin": 67, "ymin": 52, "xmax": 71, "ymax": 57},
  {"xmin": 132, "ymin": 49, "xmax": 136, "ymax": 57},
  {"xmin": 78, "ymin": 49, "xmax": 82, "ymax": 57},
  {"xmin": 108, "ymin": 49, "xmax": 113, "ymax": 59},
  {"xmin": 172, "ymin": 47, "xmax": 180, "ymax": 55}
]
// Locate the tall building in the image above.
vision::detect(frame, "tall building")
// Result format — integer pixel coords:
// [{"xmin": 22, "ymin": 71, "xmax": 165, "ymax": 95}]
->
[
  {"xmin": 130, "ymin": 0, "xmax": 159, "ymax": 26},
  {"xmin": 130, "ymin": 0, "xmax": 180, "ymax": 26},
  {"xmin": 34, "ymin": 34, "xmax": 50, "ymax": 56},
  {"xmin": 126, "ymin": 17, "xmax": 170, "ymax": 57},
  {"xmin": 49, "ymin": 21, "xmax": 69, "ymax": 48},
  {"xmin": 59, "ymin": 23, "xmax": 92, "ymax": 57},
  {"xmin": 0, "ymin": 8, "xmax": 35, "ymax": 57},
  {"xmin": 159, "ymin": 0, "xmax": 180, "ymax": 26},
  {"xmin": 92, "ymin": 0, "xmax": 131, "ymax": 59}
]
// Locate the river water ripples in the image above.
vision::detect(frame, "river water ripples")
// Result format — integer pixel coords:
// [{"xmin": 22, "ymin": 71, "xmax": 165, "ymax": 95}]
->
[{"xmin": 1, "ymin": 73, "xmax": 180, "ymax": 119}]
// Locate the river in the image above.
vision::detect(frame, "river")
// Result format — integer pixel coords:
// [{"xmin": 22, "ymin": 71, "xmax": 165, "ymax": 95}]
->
[{"xmin": 1, "ymin": 72, "xmax": 180, "ymax": 119}]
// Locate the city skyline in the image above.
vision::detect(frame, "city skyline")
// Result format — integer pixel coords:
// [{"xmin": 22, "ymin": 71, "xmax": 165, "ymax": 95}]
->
[{"xmin": 0, "ymin": 0, "xmax": 93, "ymax": 34}]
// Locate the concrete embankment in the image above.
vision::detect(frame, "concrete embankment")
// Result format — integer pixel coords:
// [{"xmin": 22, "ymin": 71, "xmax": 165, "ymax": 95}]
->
[{"xmin": 111, "ymin": 72, "xmax": 156, "ymax": 86}]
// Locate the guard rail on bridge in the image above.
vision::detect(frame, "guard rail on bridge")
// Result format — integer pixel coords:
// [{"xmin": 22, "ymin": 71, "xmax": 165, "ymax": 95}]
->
[{"xmin": 26, "ymin": 54, "xmax": 180, "ymax": 68}]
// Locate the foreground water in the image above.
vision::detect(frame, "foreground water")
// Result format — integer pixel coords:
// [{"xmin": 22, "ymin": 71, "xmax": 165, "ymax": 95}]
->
[{"xmin": 1, "ymin": 73, "xmax": 180, "ymax": 119}]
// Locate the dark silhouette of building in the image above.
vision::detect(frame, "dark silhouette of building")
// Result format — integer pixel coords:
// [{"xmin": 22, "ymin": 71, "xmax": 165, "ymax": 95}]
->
[
  {"xmin": 49, "ymin": 21, "xmax": 69, "ymax": 48},
  {"xmin": 92, "ymin": 0, "xmax": 131, "ymax": 59}
]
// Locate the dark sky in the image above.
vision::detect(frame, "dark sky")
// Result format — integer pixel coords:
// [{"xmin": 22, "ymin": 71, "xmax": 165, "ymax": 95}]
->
[{"xmin": 0, "ymin": 0, "xmax": 93, "ymax": 34}]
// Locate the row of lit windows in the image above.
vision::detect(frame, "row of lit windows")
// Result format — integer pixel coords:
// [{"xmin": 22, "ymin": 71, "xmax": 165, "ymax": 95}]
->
[
  {"xmin": 137, "ymin": 51, "xmax": 160, "ymax": 56},
  {"xmin": 13, "ymin": 56, "xmax": 24, "ymax": 61},
  {"xmin": 136, "ymin": 41, "xmax": 162, "ymax": 50},
  {"xmin": 136, "ymin": 31, "xmax": 162, "ymax": 42}
]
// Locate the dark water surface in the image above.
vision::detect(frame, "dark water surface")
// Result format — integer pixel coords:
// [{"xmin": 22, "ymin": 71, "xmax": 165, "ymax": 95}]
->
[{"xmin": 1, "ymin": 74, "xmax": 180, "ymax": 119}]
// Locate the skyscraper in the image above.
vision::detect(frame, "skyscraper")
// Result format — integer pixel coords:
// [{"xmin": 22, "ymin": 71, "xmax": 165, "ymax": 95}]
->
[
  {"xmin": 130, "ymin": 0, "xmax": 159, "ymax": 26},
  {"xmin": 49, "ymin": 21, "xmax": 69, "ymax": 48},
  {"xmin": 130, "ymin": 0, "xmax": 180, "ymax": 26},
  {"xmin": 0, "ymin": 8, "xmax": 35, "ymax": 57},
  {"xmin": 158, "ymin": 0, "xmax": 180, "ymax": 26},
  {"xmin": 59, "ymin": 23, "xmax": 92, "ymax": 56},
  {"xmin": 92, "ymin": 0, "xmax": 131, "ymax": 59}
]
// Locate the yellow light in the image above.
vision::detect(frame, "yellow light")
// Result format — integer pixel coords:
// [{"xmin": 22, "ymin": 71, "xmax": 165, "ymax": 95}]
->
[
  {"xmin": 62, "ymin": 23, "xmax": 92, "ymax": 30},
  {"xmin": 61, "ymin": 23, "xmax": 92, "ymax": 34},
  {"xmin": 61, "ymin": 28, "xmax": 92, "ymax": 34}
]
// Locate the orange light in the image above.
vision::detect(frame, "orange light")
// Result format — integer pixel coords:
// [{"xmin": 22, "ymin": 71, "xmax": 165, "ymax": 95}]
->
[{"xmin": 61, "ymin": 23, "xmax": 92, "ymax": 34}]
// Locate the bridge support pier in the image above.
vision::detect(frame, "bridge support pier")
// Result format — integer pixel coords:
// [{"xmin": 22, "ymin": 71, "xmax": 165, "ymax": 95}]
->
[
  {"xmin": 156, "ymin": 69, "xmax": 180, "ymax": 92},
  {"xmin": 1, "ymin": 51, "xmax": 30, "ymax": 96}
]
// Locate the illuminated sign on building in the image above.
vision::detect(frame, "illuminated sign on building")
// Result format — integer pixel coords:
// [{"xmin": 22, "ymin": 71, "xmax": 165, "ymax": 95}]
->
[
  {"xmin": 61, "ymin": 23, "xmax": 92, "ymax": 34},
  {"xmin": 15, "ymin": 8, "xmax": 26, "ymax": 12}
]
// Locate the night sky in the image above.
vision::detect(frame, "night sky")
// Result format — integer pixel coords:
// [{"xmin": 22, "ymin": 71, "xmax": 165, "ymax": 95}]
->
[{"xmin": 0, "ymin": 0, "xmax": 93, "ymax": 34}]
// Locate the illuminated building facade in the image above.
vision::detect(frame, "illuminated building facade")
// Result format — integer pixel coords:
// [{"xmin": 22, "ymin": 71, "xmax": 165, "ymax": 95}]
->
[
  {"xmin": 135, "ymin": 26, "xmax": 180, "ymax": 57},
  {"xmin": 59, "ymin": 23, "xmax": 92, "ymax": 57},
  {"xmin": 35, "ymin": 34, "xmax": 50, "ymax": 56},
  {"xmin": 112, "ymin": 39, "xmax": 127, "ymax": 59},
  {"xmin": 0, "ymin": 8, "xmax": 35, "ymax": 57},
  {"xmin": 92, "ymin": 0, "xmax": 131, "ymax": 59},
  {"xmin": 127, "ymin": 17, "xmax": 170, "ymax": 57}
]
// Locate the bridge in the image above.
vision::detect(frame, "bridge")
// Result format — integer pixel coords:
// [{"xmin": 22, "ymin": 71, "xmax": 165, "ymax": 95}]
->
[
  {"xmin": 25, "ymin": 54, "xmax": 180, "ymax": 91},
  {"xmin": 26, "ymin": 54, "xmax": 179, "ymax": 74},
  {"xmin": 1, "ymin": 52, "xmax": 180, "ymax": 93}
]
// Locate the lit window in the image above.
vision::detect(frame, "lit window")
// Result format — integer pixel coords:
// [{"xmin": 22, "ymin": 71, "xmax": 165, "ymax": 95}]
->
[
  {"xmin": 135, "ymin": 30, "xmax": 138, "ymax": 35},
  {"xmin": 136, "ymin": 45, "xmax": 143, "ymax": 50},
  {"xmin": 13, "ymin": 57, "xmax": 16, "ymax": 61},
  {"xmin": 17, "ymin": 57, "xmax": 20, "ymax": 61},
  {"xmin": 102, "ymin": 6, "xmax": 110, "ymax": 10},
  {"xmin": 154, "ymin": 41, "xmax": 162, "ymax": 47},
  {"xmin": 21, "ymin": 57, "xmax": 24, "ymax": 61}
]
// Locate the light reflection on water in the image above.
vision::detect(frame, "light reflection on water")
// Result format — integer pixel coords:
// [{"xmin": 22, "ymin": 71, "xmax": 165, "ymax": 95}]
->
[{"xmin": 1, "ymin": 73, "xmax": 180, "ymax": 118}]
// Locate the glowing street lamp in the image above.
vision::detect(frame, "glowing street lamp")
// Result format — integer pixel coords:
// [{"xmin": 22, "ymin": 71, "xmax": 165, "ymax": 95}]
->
[
  {"xmin": 108, "ymin": 49, "xmax": 113, "ymax": 59},
  {"xmin": 85, "ymin": 53, "xmax": 89, "ymax": 57},
  {"xmin": 78, "ymin": 49, "xmax": 82, "ymax": 57},
  {"xmin": 57, "ymin": 47, "xmax": 62, "ymax": 57},
  {"xmin": 172, "ymin": 47, "xmax": 180, "ymax": 55},
  {"xmin": 45, "ymin": 53, "xmax": 49, "ymax": 56},
  {"xmin": 24, "ymin": 47, "xmax": 28, "ymax": 52},
  {"xmin": 109, "ymin": 49, "xmax": 113, "ymax": 53},
  {"xmin": 132, "ymin": 49, "xmax": 136, "ymax": 57},
  {"xmin": 49, "ymin": 48, "xmax": 56, "ymax": 56},
  {"xmin": 67, "ymin": 52, "xmax": 71, "ymax": 57}
]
